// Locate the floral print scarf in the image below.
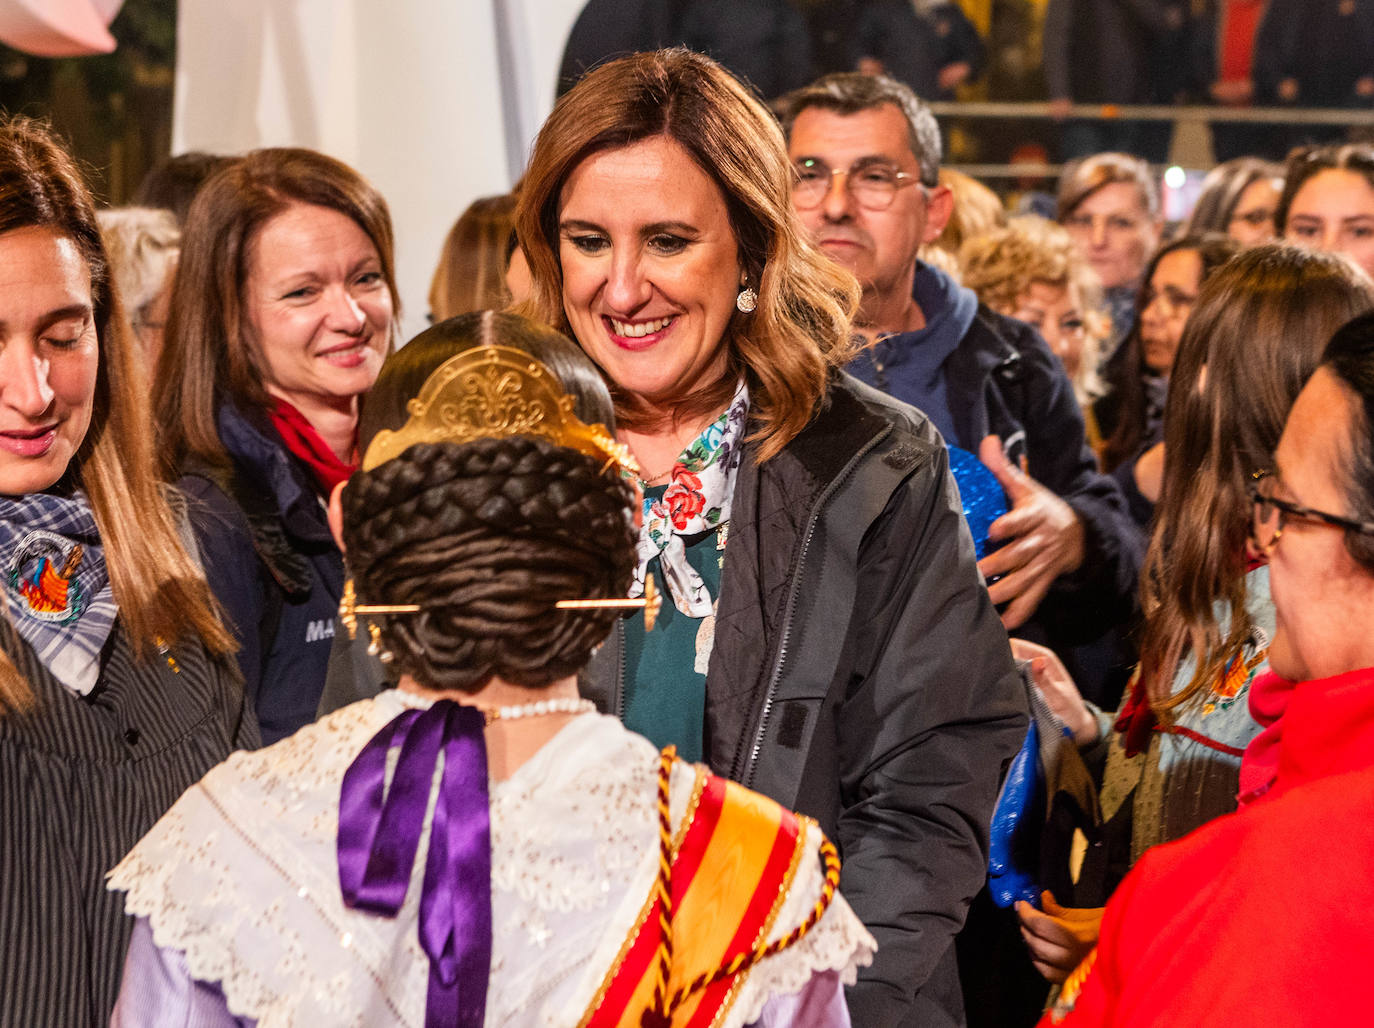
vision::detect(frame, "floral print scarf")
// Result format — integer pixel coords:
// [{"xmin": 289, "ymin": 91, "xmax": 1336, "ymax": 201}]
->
[{"xmin": 631, "ymin": 381, "xmax": 749, "ymax": 619}]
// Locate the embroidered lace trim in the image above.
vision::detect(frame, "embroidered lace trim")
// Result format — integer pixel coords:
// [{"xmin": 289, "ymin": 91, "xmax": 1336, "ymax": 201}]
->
[
  {"xmin": 721, "ymin": 820, "xmax": 876, "ymax": 1028},
  {"xmin": 108, "ymin": 694, "xmax": 873, "ymax": 1026}
]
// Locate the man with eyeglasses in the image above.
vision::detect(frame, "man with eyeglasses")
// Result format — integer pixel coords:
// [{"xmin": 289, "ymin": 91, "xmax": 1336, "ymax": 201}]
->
[{"xmin": 777, "ymin": 71, "xmax": 1145, "ymax": 1028}]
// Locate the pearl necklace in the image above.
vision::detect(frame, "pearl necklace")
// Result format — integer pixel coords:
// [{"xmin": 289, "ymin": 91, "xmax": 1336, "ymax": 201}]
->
[{"xmin": 479, "ymin": 697, "xmax": 596, "ymax": 725}]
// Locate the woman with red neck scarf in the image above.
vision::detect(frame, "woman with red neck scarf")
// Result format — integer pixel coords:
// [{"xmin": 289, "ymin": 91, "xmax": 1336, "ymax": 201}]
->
[{"xmin": 154, "ymin": 149, "xmax": 399, "ymax": 743}]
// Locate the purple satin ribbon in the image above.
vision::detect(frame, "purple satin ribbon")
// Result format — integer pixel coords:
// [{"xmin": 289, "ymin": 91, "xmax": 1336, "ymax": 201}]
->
[{"xmin": 338, "ymin": 701, "xmax": 492, "ymax": 1028}]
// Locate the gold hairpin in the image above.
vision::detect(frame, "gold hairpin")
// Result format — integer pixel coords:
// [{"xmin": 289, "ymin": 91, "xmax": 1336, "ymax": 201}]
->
[
  {"xmin": 556, "ymin": 573, "xmax": 663, "ymax": 632},
  {"xmin": 339, "ymin": 579, "xmax": 421, "ymax": 641},
  {"xmin": 340, "ymin": 575, "xmax": 662, "ymax": 639},
  {"xmin": 361, "ymin": 344, "xmax": 639, "ymax": 476}
]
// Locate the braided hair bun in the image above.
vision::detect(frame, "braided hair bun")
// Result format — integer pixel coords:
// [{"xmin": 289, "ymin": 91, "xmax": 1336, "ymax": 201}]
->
[{"xmin": 341, "ymin": 311, "xmax": 636, "ymax": 692}]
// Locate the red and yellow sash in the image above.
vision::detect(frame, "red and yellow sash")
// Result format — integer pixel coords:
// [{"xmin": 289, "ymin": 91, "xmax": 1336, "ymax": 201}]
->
[{"xmin": 581, "ymin": 756, "xmax": 816, "ymax": 1028}]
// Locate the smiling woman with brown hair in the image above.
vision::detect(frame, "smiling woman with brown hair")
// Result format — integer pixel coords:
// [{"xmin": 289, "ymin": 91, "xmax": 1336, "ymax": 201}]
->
[
  {"xmin": 0, "ymin": 117, "xmax": 253, "ymax": 1026},
  {"xmin": 516, "ymin": 48, "xmax": 1026, "ymax": 1026},
  {"xmin": 154, "ymin": 148, "xmax": 400, "ymax": 743}
]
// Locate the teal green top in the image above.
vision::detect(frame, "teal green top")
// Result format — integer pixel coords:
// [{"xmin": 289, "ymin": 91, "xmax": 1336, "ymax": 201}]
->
[{"xmin": 622, "ymin": 485, "xmax": 724, "ymax": 763}]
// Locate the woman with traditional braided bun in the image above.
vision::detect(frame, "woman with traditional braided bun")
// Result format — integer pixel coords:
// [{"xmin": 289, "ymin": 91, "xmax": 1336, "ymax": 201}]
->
[
  {"xmin": 109, "ymin": 311, "xmax": 875, "ymax": 1027},
  {"xmin": 342, "ymin": 433, "xmax": 635, "ymax": 691}
]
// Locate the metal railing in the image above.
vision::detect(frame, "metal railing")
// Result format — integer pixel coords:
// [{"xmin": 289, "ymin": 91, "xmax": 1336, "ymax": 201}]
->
[{"xmin": 927, "ymin": 100, "xmax": 1374, "ymax": 127}]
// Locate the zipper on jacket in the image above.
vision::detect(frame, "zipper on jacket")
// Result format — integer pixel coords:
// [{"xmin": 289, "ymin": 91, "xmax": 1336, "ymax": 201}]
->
[{"xmin": 741, "ymin": 426, "xmax": 894, "ymax": 788}]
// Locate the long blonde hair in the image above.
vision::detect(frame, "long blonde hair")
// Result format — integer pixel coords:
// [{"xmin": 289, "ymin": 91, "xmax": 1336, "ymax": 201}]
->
[{"xmin": 0, "ymin": 119, "xmax": 234, "ymax": 713}]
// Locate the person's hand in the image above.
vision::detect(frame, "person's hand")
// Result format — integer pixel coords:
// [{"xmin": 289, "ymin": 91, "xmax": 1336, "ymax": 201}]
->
[
  {"xmin": 857, "ymin": 57, "xmax": 885, "ymax": 77},
  {"xmin": 1016, "ymin": 891, "xmax": 1103, "ymax": 984},
  {"xmin": 1048, "ymin": 96, "xmax": 1073, "ymax": 120},
  {"xmin": 937, "ymin": 61, "xmax": 972, "ymax": 92},
  {"xmin": 1210, "ymin": 79, "xmax": 1253, "ymax": 105},
  {"xmin": 976, "ymin": 435, "xmax": 1086, "ymax": 631},
  {"xmin": 1278, "ymin": 78, "xmax": 1299, "ymax": 102},
  {"xmin": 1009, "ymin": 639, "xmax": 1099, "ymax": 745}
]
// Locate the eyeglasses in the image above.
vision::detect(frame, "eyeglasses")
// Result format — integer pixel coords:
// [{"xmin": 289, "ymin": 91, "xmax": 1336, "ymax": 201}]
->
[
  {"xmin": 1247, "ymin": 469, "xmax": 1374, "ymax": 555},
  {"xmin": 792, "ymin": 159, "xmax": 923, "ymax": 211}
]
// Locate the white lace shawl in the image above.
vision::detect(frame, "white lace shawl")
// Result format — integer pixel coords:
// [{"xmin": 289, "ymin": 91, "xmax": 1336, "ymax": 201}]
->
[{"xmin": 108, "ymin": 693, "xmax": 875, "ymax": 1027}]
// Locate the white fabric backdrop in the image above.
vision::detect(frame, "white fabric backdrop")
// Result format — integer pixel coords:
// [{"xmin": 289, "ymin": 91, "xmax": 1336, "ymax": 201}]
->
[{"xmin": 173, "ymin": 0, "xmax": 587, "ymax": 340}]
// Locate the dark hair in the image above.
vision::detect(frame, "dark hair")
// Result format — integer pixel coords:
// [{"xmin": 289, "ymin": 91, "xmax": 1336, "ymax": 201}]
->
[
  {"xmin": 774, "ymin": 72, "xmax": 941, "ymax": 187},
  {"xmin": 516, "ymin": 48, "xmax": 858, "ymax": 459},
  {"xmin": 154, "ymin": 147, "xmax": 400, "ymax": 472},
  {"xmin": 1185, "ymin": 157, "xmax": 1283, "ymax": 237},
  {"xmin": 1319, "ymin": 311, "xmax": 1374, "ymax": 571},
  {"xmin": 1100, "ymin": 233, "xmax": 1241, "ymax": 473},
  {"xmin": 132, "ymin": 151, "xmax": 240, "ymax": 226},
  {"xmin": 1141, "ymin": 245, "xmax": 1374, "ymax": 709},
  {"xmin": 343, "ymin": 311, "xmax": 635, "ymax": 693},
  {"xmin": 1278, "ymin": 144, "xmax": 1374, "ymax": 234},
  {"xmin": 0, "ymin": 118, "xmax": 233, "ymax": 711},
  {"xmin": 1057, "ymin": 152, "xmax": 1159, "ymax": 222}
]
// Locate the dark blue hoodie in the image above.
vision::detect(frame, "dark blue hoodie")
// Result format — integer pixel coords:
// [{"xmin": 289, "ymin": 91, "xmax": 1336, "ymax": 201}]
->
[
  {"xmin": 180, "ymin": 404, "xmax": 344, "ymax": 744},
  {"xmin": 846, "ymin": 261, "xmax": 979, "ymax": 445}
]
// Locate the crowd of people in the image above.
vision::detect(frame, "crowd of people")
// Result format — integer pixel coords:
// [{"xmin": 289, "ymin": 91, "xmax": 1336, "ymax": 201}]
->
[
  {"xmin": 558, "ymin": 0, "xmax": 1374, "ymax": 163},
  {"xmin": 5, "ymin": 34, "xmax": 1374, "ymax": 1028}
]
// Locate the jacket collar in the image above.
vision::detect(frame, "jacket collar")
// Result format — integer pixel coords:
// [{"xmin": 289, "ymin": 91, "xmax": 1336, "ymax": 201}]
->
[
  {"xmin": 1273, "ymin": 666, "xmax": 1374, "ymax": 797},
  {"xmin": 941, "ymin": 309, "xmax": 1023, "ymax": 453},
  {"xmin": 216, "ymin": 401, "xmax": 330, "ymax": 540}
]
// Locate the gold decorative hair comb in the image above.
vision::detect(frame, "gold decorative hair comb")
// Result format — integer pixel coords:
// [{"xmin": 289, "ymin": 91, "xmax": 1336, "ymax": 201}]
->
[
  {"xmin": 341, "ymin": 345, "xmax": 655, "ymax": 642},
  {"xmin": 361, "ymin": 344, "xmax": 639, "ymax": 476}
]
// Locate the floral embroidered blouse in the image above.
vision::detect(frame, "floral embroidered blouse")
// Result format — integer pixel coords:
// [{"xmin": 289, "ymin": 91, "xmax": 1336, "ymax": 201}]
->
[{"xmin": 623, "ymin": 384, "xmax": 748, "ymax": 762}]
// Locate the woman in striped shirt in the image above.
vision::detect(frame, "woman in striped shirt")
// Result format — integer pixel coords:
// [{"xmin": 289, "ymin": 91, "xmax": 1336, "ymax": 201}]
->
[{"xmin": 0, "ymin": 117, "xmax": 256, "ymax": 1027}]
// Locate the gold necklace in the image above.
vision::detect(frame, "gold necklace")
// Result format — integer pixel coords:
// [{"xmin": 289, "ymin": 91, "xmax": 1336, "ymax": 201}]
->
[{"xmin": 638, "ymin": 462, "xmax": 678, "ymax": 487}]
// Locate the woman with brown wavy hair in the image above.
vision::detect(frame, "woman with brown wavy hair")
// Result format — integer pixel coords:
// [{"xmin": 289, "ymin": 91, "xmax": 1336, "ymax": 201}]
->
[
  {"xmin": 154, "ymin": 148, "xmax": 400, "ymax": 743},
  {"xmin": 1015, "ymin": 244, "xmax": 1374, "ymax": 984},
  {"xmin": 516, "ymin": 48, "xmax": 1026, "ymax": 1025},
  {"xmin": 0, "ymin": 117, "xmax": 254, "ymax": 1025}
]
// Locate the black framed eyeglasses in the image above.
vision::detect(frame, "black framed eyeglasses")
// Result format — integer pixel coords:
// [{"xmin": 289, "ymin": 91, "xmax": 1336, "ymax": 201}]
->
[
  {"xmin": 1247, "ymin": 469, "xmax": 1374, "ymax": 555},
  {"xmin": 791, "ymin": 158, "xmax": 923, "ymax": 211}
]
